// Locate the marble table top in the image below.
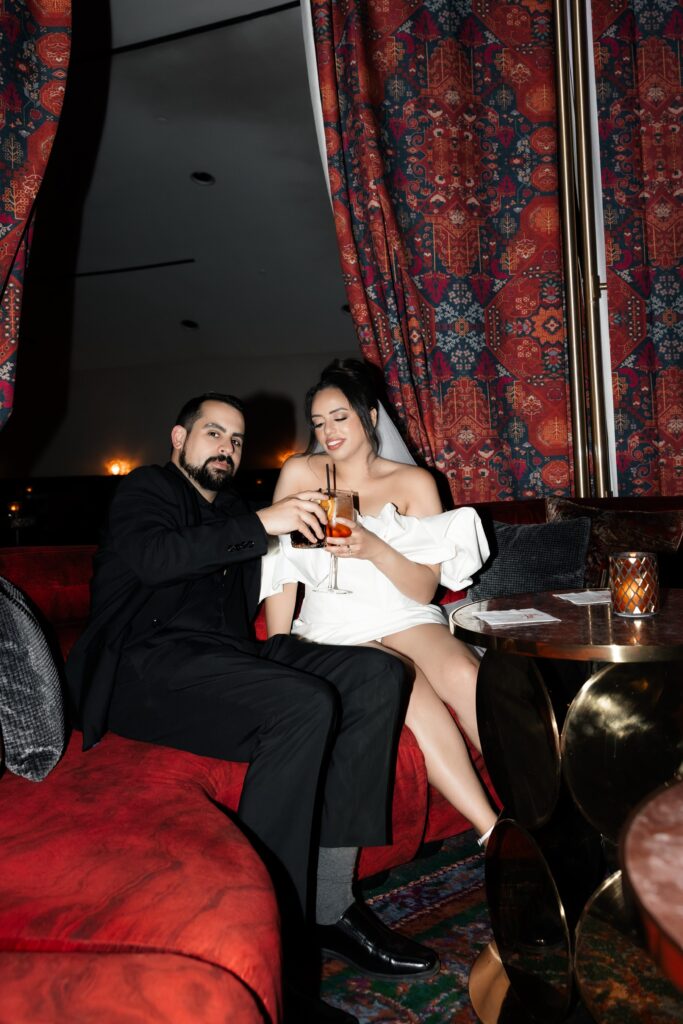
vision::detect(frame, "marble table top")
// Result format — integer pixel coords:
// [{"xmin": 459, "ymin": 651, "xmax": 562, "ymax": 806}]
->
[{"xmin": 450, "ymin": 589, "xmax": 683, "ymax": 662}]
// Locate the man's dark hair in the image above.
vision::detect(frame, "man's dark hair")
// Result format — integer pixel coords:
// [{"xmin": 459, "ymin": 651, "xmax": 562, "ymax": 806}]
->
[{"xmin": 174, "ymin": 393, "xmax": 245, "ymax": 432}]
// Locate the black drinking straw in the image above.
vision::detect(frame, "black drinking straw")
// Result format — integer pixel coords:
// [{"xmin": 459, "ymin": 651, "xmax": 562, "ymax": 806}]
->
[
  {"xmin": 326, "ymin": 463, "xmax": 331, "ymax": 495},
  {"xmin": 332, "ymin": 464, "xmax": 337, "ymax": 491}
]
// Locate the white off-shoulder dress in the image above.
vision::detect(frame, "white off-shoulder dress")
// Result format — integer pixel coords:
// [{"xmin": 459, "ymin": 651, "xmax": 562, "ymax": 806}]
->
[{"xmin": 259, "ymin": 504, "xmax": 490, "ymax": 646}]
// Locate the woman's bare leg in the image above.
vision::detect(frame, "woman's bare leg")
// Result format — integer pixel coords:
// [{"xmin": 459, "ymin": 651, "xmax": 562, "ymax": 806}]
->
[
  {"xmin": 404, "ymin": 667, "xmax": 497, "ymax": 837},
  {"xmin": 383, "ymin": 623, "xmax": 482, "ymax": 751},
  {"xmin": 361, "ymin": 637, "xmax": 496, "ymax": 838}
]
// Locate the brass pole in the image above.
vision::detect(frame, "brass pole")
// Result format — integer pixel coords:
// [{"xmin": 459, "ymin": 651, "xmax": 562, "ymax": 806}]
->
[
  {"xmin": 570, "ymin": 0, "xmax": 612, "ymax": 496},
  {"xmin": 552, "ymin": 0, "xmax": 590, "ymax": 497}
]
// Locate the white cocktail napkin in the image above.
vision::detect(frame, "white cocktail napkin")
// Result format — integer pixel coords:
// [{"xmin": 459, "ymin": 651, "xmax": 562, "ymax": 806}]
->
[
  {"xmin": 553, "ymin": 591, "xmax": 611, "ymax": 605},
  {"xmin": 471, "ymin": 609, "xmax": 561, "ymax": 626}
]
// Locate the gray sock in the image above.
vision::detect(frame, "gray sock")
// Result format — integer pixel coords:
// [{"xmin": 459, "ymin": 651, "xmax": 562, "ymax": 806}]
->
[{"xmin": 315, "ymin": 846, "xmax": 358, "ymax": 925}]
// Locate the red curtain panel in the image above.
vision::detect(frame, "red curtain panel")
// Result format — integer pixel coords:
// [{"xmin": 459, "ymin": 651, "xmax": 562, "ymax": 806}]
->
[
  {"xmin": 312, "ymin": 0, "xmax": 573, "ymax": 503},
  {"xmin": 0, "ymin": 0, "xmax": 71, "ymax": 430},
  {"xmin": 592, "ymin": 0, "xmax": 683, "ymax": 497}
]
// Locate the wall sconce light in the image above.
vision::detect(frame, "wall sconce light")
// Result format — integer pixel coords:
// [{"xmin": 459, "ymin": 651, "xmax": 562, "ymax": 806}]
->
[
  {"xmin": 105, "ymin": 459, "xmax": 131, "ymax": 476},
  {"xmin": 277, "ymin": 450, "xmax": 297, "ymax": 466},
  {"xmin": 7, "ymin": 499, "xmax": 35, "ymax": 539}
]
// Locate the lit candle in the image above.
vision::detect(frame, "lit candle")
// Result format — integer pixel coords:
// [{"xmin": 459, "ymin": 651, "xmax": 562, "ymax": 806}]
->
[{"xmin": 609, "ymin": 552, "xmax": 659, "ymax": 617}]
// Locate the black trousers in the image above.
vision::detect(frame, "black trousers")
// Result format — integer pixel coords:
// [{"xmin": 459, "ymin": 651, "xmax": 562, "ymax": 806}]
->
[{"xmin": 108, "ymin": 633, "xmax": 409, "ymax": 916}]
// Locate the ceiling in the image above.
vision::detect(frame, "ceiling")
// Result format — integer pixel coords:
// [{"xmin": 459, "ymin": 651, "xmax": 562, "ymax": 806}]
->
[
  {"xmin": 2, "ymin": 0, "xmax": 356, "ymax": 476},
  {"xmin": 107, "ymin": 1, "xmax": 290, "ymax": 50}
]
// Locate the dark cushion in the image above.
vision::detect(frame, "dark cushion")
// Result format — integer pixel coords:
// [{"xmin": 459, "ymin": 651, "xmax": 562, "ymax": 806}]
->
[
  {"xmin": 0, "ymin": 577, "xmax": 65, "ymax": 781},
  {"xmin": 468, "ymin": 518, "xmax": 591, "ymax": 600},
  {"xmin": 545, "ymin": 498, "xmax": 683, "ymax": 588}
]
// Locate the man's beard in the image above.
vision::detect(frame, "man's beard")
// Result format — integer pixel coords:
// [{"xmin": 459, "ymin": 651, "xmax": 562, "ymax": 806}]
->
[{"xmin": 179, "ymin": 448, "xmax": 235, "ymax": 493}]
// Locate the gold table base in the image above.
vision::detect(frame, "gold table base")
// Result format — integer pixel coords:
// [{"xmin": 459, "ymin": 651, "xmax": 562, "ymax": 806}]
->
[{"xmin": 451, "ymin": 592, "xmax": 683, "ymax": 1022}]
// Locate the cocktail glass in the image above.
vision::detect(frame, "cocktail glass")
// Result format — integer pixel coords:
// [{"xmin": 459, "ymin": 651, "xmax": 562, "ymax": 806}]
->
[{"xmin": 315, "ymin": 490, "xmax": 356, "ymax": 594}]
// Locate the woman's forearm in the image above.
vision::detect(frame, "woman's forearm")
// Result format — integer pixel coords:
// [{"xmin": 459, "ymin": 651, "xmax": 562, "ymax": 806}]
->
[
  {"xmin": 370, "ymin": 540, "xmax": 440, "ymax": 604},
  {"xmin": 264, "ymin": 583, "xmax": 298, "ymax": 637}
]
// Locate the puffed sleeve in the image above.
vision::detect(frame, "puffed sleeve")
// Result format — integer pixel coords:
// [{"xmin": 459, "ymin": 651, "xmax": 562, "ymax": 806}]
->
[
  {"xmin": 258, "ymin": 535, "xmax": 324, "ymax": 600},
  {"xmin": 369, "ymin": 505, "xmax": 490, "ymax": 590}
]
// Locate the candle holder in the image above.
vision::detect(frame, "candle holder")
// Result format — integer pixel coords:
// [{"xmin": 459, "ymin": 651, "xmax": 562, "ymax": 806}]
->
[{"xmin": 608, "ymin": 551, "xmax": 660, "ymax": 618}]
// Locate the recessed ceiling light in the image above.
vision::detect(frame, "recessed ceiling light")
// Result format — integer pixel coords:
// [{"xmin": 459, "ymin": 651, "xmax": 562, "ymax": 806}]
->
[
  {"xmin": 190, "ymin": 171, "xmax": 216, "ymax": 185},
  {"xmin": 181, "ymin": 319, "xmax": 199, "ymax": 329}
]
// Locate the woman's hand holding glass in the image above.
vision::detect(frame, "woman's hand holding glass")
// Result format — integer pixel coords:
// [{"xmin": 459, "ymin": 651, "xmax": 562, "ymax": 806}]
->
[{"xmin": 325, "ymin": 519, "xmax": 381, "ymax": 561}]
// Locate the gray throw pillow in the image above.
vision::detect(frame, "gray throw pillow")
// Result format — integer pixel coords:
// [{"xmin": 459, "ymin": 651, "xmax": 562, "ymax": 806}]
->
[
  {"xmin": 0, "ymin": 576, "xmax": 65, "ymax": 781},
  {"xmin": 468, "ymin": 518, "xmax": 592, "ymax": 601}
]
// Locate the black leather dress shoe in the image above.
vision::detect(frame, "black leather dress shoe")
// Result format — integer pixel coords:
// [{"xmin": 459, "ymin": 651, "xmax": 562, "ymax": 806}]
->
[{"xmin": 316, "ymin": 900, "xmax": 440, "ymax": 980}]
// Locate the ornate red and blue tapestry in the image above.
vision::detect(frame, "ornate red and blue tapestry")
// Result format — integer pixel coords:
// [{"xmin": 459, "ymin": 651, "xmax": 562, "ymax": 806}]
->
[
  {"xmin": 0, "ymin": 0, "xmax": 71, "ymax": 430},
  {"xmin": 592, "ymin": 0, "xmax": 682, "ymax": 496},
  {"xmin": 313, "ymin": 0, "xmax": 571, "ymax": 503}
]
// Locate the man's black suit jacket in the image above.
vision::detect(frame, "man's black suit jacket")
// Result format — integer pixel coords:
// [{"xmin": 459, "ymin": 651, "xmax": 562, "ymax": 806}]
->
[{"xmin": 66, "ymin": 462, "xmax": 269, "ymax": 750}]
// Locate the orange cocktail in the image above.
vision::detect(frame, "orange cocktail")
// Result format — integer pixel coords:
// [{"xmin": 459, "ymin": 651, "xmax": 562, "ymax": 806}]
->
[
  {"xmin": 325, "ymin": 491, "xmax": 354, "ymax": 539},
  {"xmin": 315, "ymin": 489, "xmax": 357, "ymax": 594}
]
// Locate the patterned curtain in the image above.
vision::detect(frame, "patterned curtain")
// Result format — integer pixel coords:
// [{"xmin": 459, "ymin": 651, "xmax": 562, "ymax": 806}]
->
[
  {"xmin": 592, "ymin": 0, "xmax": 683, "ymax": 497},
  {"xmin": 0, "ymin": 0, "xmax": 71, "ymax": 430},
  {"xmin": 312, "ymin": 0, "xmax": 572, "ymax": 503}
]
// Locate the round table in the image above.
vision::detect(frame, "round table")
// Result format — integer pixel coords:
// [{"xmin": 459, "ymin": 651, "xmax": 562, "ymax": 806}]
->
[
  {"xmin": 450, "ymin": 588, "xmax": 683, "ymax": 662},
  {"xmin": 450, "ymin": 589, "xmax": 683, "ymax": 1023}
]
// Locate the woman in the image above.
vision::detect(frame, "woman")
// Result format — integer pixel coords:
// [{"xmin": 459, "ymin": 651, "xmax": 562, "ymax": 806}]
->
[{"xmin": 263, "ymin": 360, "xmax": 497, "ymax": 844}]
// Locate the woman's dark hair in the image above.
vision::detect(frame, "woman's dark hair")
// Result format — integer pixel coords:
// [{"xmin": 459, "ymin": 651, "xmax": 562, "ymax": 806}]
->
[{"xmin": 305, "ymin": 359, "xmax": 380, "ymax": 455}]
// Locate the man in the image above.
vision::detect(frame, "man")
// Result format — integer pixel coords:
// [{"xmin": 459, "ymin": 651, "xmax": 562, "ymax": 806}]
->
[{"xmin": 67, "ymin": 393, "xmax": 438, "ymax": 1024}]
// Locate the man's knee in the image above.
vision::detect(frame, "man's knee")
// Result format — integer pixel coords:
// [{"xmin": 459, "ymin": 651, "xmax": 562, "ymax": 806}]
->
[
  {"xmin": 308, "ymin": 678, "xmax": 338, "ymax": 723},
  {"xmin": 282, "ymin": 674, "xmax": 338, "ymax": 731},
  {"xmin": 353, "ymin": 648, "xmax": 410, "ymax": 709}
]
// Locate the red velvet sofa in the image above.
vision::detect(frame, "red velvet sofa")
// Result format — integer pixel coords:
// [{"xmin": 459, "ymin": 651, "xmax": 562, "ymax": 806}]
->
[
  {"xmin": 0, "ymin": 543, "xmax": 483, "ymax": 1023},
  {"xmin": 4, "ymin": 494, "xmax": 680, "ymax": 1021}
]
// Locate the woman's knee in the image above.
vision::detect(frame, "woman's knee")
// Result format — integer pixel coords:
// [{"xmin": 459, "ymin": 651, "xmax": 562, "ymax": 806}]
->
[{"xmin": 438, "ymin": 654, "xmax": 478, "ymax": 698}]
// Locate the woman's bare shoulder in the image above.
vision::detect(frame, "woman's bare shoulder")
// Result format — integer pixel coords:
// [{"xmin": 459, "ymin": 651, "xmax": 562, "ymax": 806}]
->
[
  {"xmin": 279, "ymin": 452, "xmax": 323, "ymax": 489},
  {"xmin": 380, "ymin": 460, "xmax": 435, "ymax": 488},
  {"xmin": 379, "ymin": 461, "xmax": 441, "ymax": 513}
]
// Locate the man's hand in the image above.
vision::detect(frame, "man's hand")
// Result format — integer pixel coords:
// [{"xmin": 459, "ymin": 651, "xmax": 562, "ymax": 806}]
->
[{"xmin": 256, "ymin": 491, "xmax": 327, "ymax": 542}]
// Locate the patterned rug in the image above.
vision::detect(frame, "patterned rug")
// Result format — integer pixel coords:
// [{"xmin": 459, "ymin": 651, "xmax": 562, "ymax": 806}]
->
[
  {"xmin": 321, "ymin": 829, "xmax": 683, "ymax": 1023},
  {"xmin": 321, "ymin": 832, "xmax": 491, "ymax": 1023},
  {"xmin": 320, "ymin": 833, "xmax": 602, "ymax": 1023}
]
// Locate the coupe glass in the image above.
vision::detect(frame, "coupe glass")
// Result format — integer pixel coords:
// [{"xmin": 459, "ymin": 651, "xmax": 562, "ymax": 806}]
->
[{"xmin": 315, "ymin": 489, "xmax": 356, "ymax": 594}]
